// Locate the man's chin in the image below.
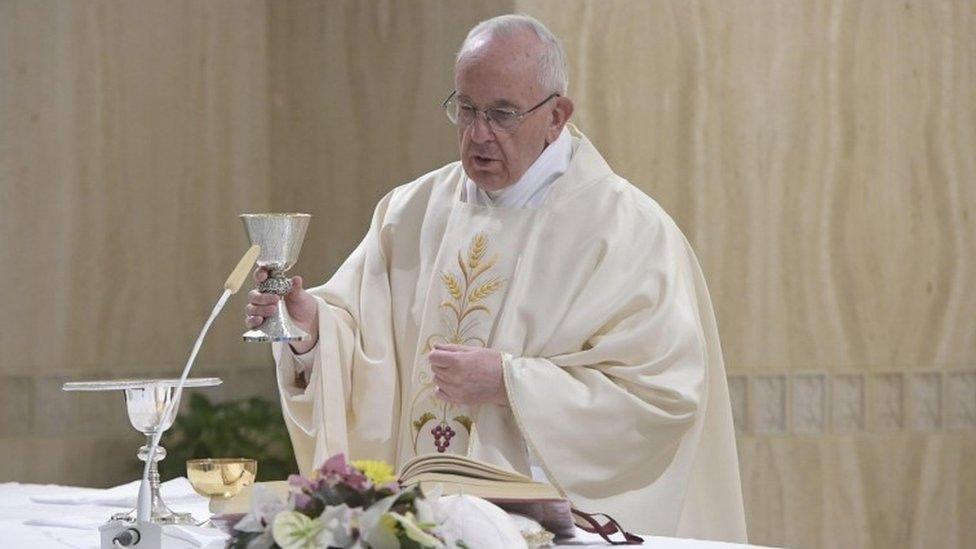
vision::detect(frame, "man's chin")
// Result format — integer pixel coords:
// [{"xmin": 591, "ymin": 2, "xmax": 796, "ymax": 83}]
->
[{"xmin": 462, "ymin": 166, "xmax": 509, "ymax": 192}]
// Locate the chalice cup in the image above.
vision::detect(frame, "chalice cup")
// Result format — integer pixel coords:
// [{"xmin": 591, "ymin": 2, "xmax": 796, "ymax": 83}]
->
[
  {"xmin": 117, "ymin": 382, "xmax": 194, "ymax": 524},
  {"xmin": 240, "ymin": 213, "xmax": 311, "ymax": 342},
  {"xmin": 62, "ymin": 377, "xmax": 222, "ymax": 525}
]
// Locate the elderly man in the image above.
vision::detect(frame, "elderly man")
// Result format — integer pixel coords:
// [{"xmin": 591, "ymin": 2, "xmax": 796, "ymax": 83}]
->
[{"xmin": 246, "ymin": 14, "xmax": 746, "ymax": 541}]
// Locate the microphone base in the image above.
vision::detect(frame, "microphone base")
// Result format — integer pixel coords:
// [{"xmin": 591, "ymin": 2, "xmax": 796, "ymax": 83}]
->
[{"xmin": 100, "ymin": 519, "xmax": 162, "ymax": 549}]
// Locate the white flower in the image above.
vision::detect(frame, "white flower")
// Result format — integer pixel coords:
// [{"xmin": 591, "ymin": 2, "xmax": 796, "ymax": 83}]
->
[
  {"xmin": 389, "ymin": 511, "xmax": 444, "ymax": 548},
  {"xmin": 319, "ymin": 504, "xmax": 357, "ymax": 547},
  {"xmin": 414, "ymin": 485, "xmax": 443, "ymax": 525},
  {"xmin": 235, "ymin": 484, "xmax": 287, "ymax": 534},
  {"xmin": 272, "ymin": 510, "xmax": 327, "ymax": 549},
  {"xmin": 358, "ymin": 493, "xmax": 401, "ymax": 549},
  {"xmin": 413, "ymin": 486, "xmax": 467, "ymax": 548},
  {"xmin": 244, "ymin": 530, "xmax": 276, "ymax": 549}
]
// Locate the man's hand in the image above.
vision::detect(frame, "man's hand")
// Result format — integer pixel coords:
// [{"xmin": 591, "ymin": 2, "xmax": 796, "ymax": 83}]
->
[
  {"xmin": 429, "ymin": 344, "xmax": 508, "ymax": 406},
  {"xmin": 245, "ymin": 268, "xmax": 319, "ymax": 354}
]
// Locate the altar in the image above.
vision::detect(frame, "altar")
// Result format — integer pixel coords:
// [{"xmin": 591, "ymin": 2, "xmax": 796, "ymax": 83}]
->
[{"xmin": 1, "ymin": 480, "xmax": 770, "ymax": 549}]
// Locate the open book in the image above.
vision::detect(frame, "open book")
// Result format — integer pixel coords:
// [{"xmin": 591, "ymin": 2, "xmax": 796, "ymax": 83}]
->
[
  {"xmin": 398, "ymin": 453, "xmax": 559, "ymax": 500},
  {"xmin": 398, "ymin": 454, "xmax": 575, "ymax": 538},
  {"xmin": 218, "ymin": 455, "xmax": 575, "ymax": 538}
]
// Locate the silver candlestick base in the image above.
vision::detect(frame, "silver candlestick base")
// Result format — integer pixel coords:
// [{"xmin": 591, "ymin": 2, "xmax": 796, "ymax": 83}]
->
[
  {"xmin": 109, "ymin": 440, "xmax": 192, "ymax": 525},
  {"xmin": 63, "ymin": 377, "xmax": 222, "ymax": 525}
]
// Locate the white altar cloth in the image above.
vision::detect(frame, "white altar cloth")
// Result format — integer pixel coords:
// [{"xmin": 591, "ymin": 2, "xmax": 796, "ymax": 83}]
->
[{"xmin": 1, "ymin": 481, "xmax": 769, "ymax": 548}]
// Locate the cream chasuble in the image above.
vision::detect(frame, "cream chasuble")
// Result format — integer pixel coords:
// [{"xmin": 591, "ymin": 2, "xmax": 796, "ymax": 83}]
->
[{"xmin": 272, "ymin": 128, "xmax": 747, "ymax": 541}]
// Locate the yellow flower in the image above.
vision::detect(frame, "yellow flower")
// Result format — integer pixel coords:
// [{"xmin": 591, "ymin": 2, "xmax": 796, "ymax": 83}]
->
[{"xmin": 352, "ymin": 460, "xmax": 397, "ymax": 485}]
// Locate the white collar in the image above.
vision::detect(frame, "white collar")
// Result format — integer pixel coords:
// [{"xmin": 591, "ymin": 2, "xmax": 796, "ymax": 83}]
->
[{"xmin": 463, "ymin": 127, "xmax": 573, "ymax": 209}]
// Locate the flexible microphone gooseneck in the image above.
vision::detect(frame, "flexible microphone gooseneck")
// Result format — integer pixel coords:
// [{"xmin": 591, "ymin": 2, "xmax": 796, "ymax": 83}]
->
[{"xmin": 135, "ymin": 245, "xmax": 260, "ymax": 523}]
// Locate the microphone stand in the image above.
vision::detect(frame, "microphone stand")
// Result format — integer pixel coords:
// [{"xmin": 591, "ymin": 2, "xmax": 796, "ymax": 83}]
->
[{"xmin": 99, "ymin": 246, "xmax": 259, "ymax": 548}]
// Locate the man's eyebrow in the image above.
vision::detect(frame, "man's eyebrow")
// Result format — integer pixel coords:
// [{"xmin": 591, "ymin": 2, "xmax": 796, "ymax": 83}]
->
[{"xmin": 456, "ymin": 94, "xmax": 519, "ymax": 110}]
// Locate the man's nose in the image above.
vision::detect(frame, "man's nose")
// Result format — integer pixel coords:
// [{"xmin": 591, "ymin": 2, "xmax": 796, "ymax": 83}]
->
[{"xmin": 468, "ymin": 113, "xmax": 494, "ymax": 143}]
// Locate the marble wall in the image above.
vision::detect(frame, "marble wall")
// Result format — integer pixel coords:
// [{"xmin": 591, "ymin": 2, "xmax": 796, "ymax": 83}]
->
[{"xmin": 0, "ymin": 1, "xmax": 972, "ymax": 547}]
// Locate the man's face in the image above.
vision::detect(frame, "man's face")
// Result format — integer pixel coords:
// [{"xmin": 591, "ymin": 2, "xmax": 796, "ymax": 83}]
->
[{"xmin": 455, "ymin": 33, "xmax": 555, "ymax": 192}]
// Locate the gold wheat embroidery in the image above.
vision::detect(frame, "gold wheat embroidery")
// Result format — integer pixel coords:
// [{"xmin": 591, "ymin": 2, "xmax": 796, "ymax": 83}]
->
[
  {"xmin": 441, "ymin": 272, "xmax": 463, "ymax": 302},
  {"xmin": 412, "ymin": 232, "xmax": 504, "ymax": 454},
  {"xmin": 425, "ymin": 232, "xmax": 502, "ymax": 350},
  {"xmin": 469, "ymin": 278, "xmax": 502, "ymax": 303}
]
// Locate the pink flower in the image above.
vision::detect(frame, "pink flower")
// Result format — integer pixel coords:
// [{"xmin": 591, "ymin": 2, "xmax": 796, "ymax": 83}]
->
[
  {"xmin": 344, "ymin": 469, "xmax": 370, "ymax": 493},
  {"xmin": 287, "ymin": 474, "xmax": 317, "ymax": 510},
  {"xmin": 315, "ymin": 453, "xmax": 370, "ymax": 493},
  {"xmin": 319, "ymin": 453, "xmax": 353, "ymax": 477}
]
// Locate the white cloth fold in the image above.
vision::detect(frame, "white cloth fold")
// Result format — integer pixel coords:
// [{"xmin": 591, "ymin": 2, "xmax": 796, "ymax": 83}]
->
[
  {"xmin": 289, "ymin": 341, "xmax": 318, "ymax": 375},
  {"xmin": 162, "ymin": 525, "xmax": 230, "ymax": 548},
  {"xmin": 23, "ymin": 516, "xmax": 103, "ymax": 530},
  {"xmin": 23, "ymin": 519, "xmax": 225, "ymax": 548},
  {"xmin": 30, "ymin": 477, "xmax": 199, "ymax": 507}
]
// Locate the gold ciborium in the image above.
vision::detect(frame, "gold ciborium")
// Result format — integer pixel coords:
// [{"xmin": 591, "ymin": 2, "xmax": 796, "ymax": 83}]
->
[{"xmin": 186, "ymin": 458, "xmax": 257, "ymax": 514}]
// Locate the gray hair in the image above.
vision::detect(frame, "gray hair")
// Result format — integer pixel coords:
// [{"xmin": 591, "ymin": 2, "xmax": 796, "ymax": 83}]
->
[{"xmin": 456, "ymin": 14, "xmax": 569, "ymax": 96}]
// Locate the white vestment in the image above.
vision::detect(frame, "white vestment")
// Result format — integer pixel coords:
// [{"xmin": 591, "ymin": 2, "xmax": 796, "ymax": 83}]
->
[{"xmin": 272, "ymin": 128, "xmax": 747, "ymax": 541}]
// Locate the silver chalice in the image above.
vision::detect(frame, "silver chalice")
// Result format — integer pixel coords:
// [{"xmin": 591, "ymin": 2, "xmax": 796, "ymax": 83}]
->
[
  {"xmin": 240, "ymin": 213, "xmax": 311, "ymax": 342},
  {"xmin": 63, "ymin": 377, "xmax": 222, "ymax": 524}
]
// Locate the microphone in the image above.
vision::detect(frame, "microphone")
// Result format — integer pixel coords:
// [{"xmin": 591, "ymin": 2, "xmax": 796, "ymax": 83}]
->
[
  {"xmin": 225, "ymin": 244, "xmax": 261, "ymax": 293},
  {"xmin": 101, "ymin": 246, "xmax": 259, "ymax": 548},
  {"xmin": 138, "ymin": 244, "xmax": 261, "ymax": 521}
]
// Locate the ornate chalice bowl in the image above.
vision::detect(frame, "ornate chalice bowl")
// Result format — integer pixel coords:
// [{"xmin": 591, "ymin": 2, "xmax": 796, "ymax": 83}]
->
[
  {"xmin": 240, "ymin": 213, "xmax": 311, "ymax": 342},
  {"xmin": 63, "ymin": 377, "xmax": 222, "ymax": 524}
]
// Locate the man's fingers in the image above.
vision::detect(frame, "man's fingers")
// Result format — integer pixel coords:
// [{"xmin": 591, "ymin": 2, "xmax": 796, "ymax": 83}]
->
[
  {"xmin": 428, "ymin": 350, "xmax": 456, "ymax": 367},
  {"xmin": 435, "ymin": 386, "xmax": 459, "ymax": 404},
  {"xmin": 248, "ymin": 289, "xmax": 279, "ymax": 305},
  {"xmin": 430, "ymin": 356, "xmax": 453, "ymax": 370},
  {"xmin": 284, "ymin": 276, "xmax": 307, "ymax": 305},
  {"xmin": 432, "ymin": 371, "xmax": 453, "ymax": 387},
  {"xmin": 246, "ymin": 303, "xmax": 278, "ymax": 317},
  {"xmin": 244, "ymin": 315, "xmax": 264, "ymax": 328},
  {"xmin": 252, "ymin": 266, "xmax": 269, "ymax": 283},
  {"xmin": 433, "ymin": 343, "xmax": 474, "ymax": 352}
]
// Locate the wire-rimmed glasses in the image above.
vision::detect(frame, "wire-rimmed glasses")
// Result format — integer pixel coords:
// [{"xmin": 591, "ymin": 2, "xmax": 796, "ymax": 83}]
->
[{"xmin": 442, "ymin": 90, "xmax": 559, "ymax": 132}]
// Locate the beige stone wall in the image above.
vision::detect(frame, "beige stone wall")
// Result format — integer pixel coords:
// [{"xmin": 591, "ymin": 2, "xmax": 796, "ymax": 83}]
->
[
  {"xmin": 1, "ymin": 1, "xmax": 973, "ymax": 547},
  {"xmin": 518, "ymin": 2, "xmax": 976, "ymax": 546},
  {"xmin": 0, "ymin": 0, "xmax": 277, "ymax": 486}
]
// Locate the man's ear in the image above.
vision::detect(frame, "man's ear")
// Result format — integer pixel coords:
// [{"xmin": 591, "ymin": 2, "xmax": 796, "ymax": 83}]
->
[{"xmin": 546, "ymin": 96, "xmax": 575, "ymax": 143}]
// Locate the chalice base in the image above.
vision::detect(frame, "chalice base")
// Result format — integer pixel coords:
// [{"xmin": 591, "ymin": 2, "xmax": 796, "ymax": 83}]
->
[
  {"xmin": 110, "ymin": 502, "xmax": 194, "ymax": 525},
  {"xmin": 243, "ymin": 299, "xmax": 309, "ymax": 342}
]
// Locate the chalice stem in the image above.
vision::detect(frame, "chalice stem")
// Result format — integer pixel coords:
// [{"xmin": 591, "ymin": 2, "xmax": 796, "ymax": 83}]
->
[
  {"xmin": 142, "ymin": 435, "xmax": 164, "ymax": 515},
  {"xmin": 127, "ymin": 435, "xmax": 191, "ymax": 523}
]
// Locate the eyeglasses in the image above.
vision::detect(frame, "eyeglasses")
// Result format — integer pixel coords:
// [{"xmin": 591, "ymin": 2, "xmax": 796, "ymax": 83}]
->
[{"xmin": 442, "ymin": 90, "xmax": 559, "ymax": 132}]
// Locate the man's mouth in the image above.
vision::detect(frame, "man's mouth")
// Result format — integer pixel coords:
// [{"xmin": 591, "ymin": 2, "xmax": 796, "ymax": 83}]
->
[{"xmin": 471, "ymin": 154, "xmax": 499, "ymax": 168}]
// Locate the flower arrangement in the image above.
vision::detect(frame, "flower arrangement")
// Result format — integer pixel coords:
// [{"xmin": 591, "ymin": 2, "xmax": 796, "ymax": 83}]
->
[{"xmin": 228, "ymin": 453, "xmax": 465, "ymax": 549}]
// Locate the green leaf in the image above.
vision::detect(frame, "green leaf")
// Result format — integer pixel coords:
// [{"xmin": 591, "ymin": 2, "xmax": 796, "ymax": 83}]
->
[
  {"xmin": 412, "ymin": 412, "xmax": 436, "ymax": 433},
  {"xmin": 452, "ymin": 415, "xmax": 472, "ymax": 434}
]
